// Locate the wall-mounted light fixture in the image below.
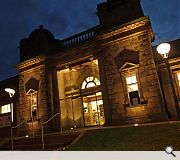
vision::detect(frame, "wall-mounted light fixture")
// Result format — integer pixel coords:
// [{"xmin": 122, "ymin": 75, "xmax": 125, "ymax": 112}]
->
[{"xmin": 5, "ymin": 88, "xmax": 15, "ymax": 97}]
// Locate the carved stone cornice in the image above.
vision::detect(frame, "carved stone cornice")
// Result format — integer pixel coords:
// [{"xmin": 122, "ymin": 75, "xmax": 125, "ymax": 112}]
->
[
  {"xmin": 97, "ymin": 16, "xmax": 154, "ymax": 40},
  {"xmin": 157, "ymin": 57, "xmax": 180, "ymax": 71},
  {"xmin": 17, "ymin": 55, "xmax": 46, "ymax": 70}
]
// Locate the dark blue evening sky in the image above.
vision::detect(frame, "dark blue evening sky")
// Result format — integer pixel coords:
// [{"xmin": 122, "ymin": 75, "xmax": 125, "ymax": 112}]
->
[{"xmin": 0, "ymin": 0, "xmax": 179, "ymax": 81}]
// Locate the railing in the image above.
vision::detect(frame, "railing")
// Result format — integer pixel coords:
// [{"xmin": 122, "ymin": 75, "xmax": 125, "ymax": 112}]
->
[
  {"xmin": 41, "ymin": 113, "xmax": 62, "ymax": 150},
  {"xmin": 61, "ymin": 27, "xmax": 96, "ymax": 48},
  {"xmin": 11, "ymin": 119, "xmax": 27, "ymax": 150}
]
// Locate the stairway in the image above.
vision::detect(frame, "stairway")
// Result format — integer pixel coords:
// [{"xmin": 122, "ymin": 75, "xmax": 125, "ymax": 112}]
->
[{"xmin": 0, "ymin": 132, "xmax": 80, "ymax": 151}]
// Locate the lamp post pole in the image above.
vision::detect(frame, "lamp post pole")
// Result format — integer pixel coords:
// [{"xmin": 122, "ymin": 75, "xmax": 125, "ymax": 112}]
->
[
  {"xmin": 157, "ymin": 43, "xmax": 180, "ymax": 120},
  {"xmin": 157, "ymin": 71, "xmax": 170, "ymax": 118},
  {"xmin": 4, "ymin": 88, "xmax": 16, "ymax": 150}
]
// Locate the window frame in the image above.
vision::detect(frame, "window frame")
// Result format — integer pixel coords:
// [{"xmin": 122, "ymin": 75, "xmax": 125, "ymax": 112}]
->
[
  {"xmin": 174, "ymin": 71, "xmax": 180, "ymax": 99},
  {"xmin": 126, "ymin": 74, "xmax": 140, "ymax": 106},
  {"xmin": 81, "ymin": 76, "xmax": 100, "ymax": 90},
  {"xmin": 26, "ymin": 89, "xmax": 39, "ymax": 121},
  {"xmin": 120, "ymin": 67, "xmax": 143, "ymax": 107}
]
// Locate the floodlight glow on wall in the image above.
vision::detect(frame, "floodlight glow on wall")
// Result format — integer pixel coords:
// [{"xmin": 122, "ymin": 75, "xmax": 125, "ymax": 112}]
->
[
  {"xmin": 5, "ymin": 88, "xmax": 15, "ymax": 97},
  {"xmin": 156, "ymin": 43, "xmax": 171, "ymax": 58}
]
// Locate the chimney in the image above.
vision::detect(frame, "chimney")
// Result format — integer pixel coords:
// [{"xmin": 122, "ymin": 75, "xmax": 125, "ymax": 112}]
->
[{"xmin": 96, "ymin": 0, "xmax": 144, "ymax": 28}]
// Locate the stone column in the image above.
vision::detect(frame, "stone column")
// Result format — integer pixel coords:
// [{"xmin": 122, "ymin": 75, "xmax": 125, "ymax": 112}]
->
[
  {"xmin": 51, "ymin": 67, "xmax": 61, "ymax": 131},
  {"xmin": 96, "ymin": 51, "xmax": 112, "ymax": 125}
]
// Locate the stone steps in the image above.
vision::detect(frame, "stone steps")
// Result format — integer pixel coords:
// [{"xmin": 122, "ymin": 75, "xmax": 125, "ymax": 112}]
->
[{"xmin": 0, "ymin": 132, "xmax": 79, "ymax": 151}]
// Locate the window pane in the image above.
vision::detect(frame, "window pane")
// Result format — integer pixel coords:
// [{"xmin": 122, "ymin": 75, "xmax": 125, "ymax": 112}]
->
[
  {"xmin": 177, "ymin": 73, "xmax": 180, "ymax": 85},
  {"xmin": 126, "ymin": 76, "xmax": 137, "ymax": 84},
  {"xmin": 131, "ymin": 76, "xmax": 137, "ymax": 83},
  {"xmin": 32, "ymin": 94, "xmax": 37, "ymax": 106},
  {"xmin": 97, "ymin": 100, "xmax": 103, "ymax": 106},
  {"xmin": 94, "ymin": 77, "xmax": 100, "ymax": 85},
  {"xmin": 86, "ymin": 82, "xmax": 96, "ymax": 88},
  {"xmin": 89, "ymin": 76, "xmax": 94, "ymax": 82},
  {"xmin": 126, "ymin": 77, "xmax": 131, "ymax": 84},
  {"xmin": 86, "ymin": 76, "xmax": 94, "ymax": 82},
  {"xmin": 0, "ymin": 104, "xmax": 11, "ymax": 114},
  {"xmin": 127, "ymin": 84, "xmax": 138, "ymax": 92},
  {"xmin": 96, "ymin": 92, "xmax": 102, "ymax": 96}
]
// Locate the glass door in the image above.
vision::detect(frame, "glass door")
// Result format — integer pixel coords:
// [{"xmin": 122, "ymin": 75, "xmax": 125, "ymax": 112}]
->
[{"xmin": 83, "ymin": 93, "xmax": 105, "ymax": 126}]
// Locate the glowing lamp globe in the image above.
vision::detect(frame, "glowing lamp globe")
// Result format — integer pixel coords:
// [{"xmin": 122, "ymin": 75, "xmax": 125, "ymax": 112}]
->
[{"xmin": 156, "ymin": 43, "xmax": 171, "ymax": 58}]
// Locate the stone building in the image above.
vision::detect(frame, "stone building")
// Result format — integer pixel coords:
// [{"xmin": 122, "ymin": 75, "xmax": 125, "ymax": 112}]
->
[{"xmin": 0, "ymin": 0, "xmax": 180, "ymax": 136}]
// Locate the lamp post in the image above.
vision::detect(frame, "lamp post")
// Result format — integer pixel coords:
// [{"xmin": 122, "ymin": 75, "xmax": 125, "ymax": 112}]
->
[
  {"xmin": 4, "ymin": 88, "xmax": 15, "ymax": 122},
  {"xmin": 157, "ymin": 43, "xmax": 180, "ymax": 120},
  {"xmin": 4, "ymin": 88, "xmax": 15, "ymax": 150}
]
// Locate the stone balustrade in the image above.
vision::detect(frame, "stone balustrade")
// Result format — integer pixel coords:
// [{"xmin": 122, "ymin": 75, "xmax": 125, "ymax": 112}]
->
[{"xmin": 61, "ymin": 27, "xmax": 96, "ymax": 48}]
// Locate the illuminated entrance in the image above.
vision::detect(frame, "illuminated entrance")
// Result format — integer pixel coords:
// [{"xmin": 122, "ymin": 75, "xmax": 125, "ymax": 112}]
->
[
  {"xmin": 81, "ymin": 77, "xmax": 105, "ymax": 126},
  {"xmin": 57, "ymin": 59, "xmax": 105, "ymax": 129}
]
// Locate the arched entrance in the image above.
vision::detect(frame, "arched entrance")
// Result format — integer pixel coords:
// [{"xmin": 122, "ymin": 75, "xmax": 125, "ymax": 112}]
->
[
  {"xmin": 57, "ymin": 59, "xmax": 105, "ymax": 129},
  {"xmin": 81, "ymin": 76, "xmax": 105, "ymax": 126}
]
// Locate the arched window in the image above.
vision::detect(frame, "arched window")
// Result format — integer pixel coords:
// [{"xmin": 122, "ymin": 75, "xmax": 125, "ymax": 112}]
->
[
  {"xmin": 26, "ymin": 89, "xmax": 38, "ymax": 121},
  {"xmin": 81, "ymin": 76, "xmax": 100, "ymax": 89}
]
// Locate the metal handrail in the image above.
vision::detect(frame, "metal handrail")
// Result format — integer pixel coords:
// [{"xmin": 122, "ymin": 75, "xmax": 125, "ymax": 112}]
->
[
  {"xmin": 11, "ymin": 119, "xmax": 27, "ymax": 150},
  {"xmin": 12, "ymin": 119, "xmax": 27, "ymax": 129},
  {"xmin": 41, "ymin": 113, "xmax": 62, "ymax": 150}
]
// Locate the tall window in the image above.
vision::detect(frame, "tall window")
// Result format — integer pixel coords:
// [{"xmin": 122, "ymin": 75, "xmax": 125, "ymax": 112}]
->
[
  {"xmin": 177, "ymin": 73, "xmax": 180, "ymax": 86},
  {"xmin": 27, "ymin": 89, "xmax": 38, "ymax": 120},
  {"xmin": 81, "ymin": 76, "xmax": 100, "ymax": 89},
  {"xmin": 176, "ymin": 72, "xmax": 180, "ymax": 98},
  {"xmin": 126, "ymin": 75, "xmax": 140, "ymax": 105}
]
